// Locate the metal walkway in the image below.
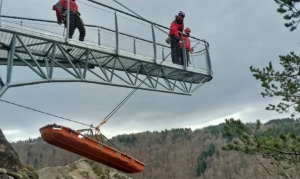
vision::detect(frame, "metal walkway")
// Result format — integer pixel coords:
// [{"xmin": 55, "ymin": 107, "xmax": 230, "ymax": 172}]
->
[{"xmin": 0, "ymin": 0, "xmax": 213, "ymax": 97}]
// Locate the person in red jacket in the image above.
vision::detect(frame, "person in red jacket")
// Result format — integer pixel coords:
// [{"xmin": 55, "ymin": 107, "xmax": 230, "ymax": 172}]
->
[
  {"xmin": 53, "ymin": 0, "xmax": 86, "ymax": 41},
  {"xmin": 167, "ymin": 11, "xmax": 185, "ymax": 65},
  {"xmin": 180, "ymin": 27, "xmax": 193, "ymax": 67}
]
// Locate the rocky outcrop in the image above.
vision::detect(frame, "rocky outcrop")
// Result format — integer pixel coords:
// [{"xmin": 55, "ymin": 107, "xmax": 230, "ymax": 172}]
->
[
  {"xmin": 0, "ymin": 129, "xmax": 38, "ymax": 179},
  {"xmin": 37, "ymin": 158, "xmax": 132, "ymax": 179}
]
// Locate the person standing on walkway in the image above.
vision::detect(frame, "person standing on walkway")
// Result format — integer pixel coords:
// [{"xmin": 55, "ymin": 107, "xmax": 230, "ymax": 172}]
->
[
  {"xmin": 53, "ymin": 0, "xmax": 86, "ymax": 41},
  {"xmin": 166, "ymin": 11, "xmax": 185, "ymax": 65},
  {"xmin": 180, "ymin": 27, "xmax": 193, "ymax": 66}
]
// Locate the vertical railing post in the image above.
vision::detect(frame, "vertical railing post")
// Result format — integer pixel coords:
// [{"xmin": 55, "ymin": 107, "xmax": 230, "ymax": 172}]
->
[
  {"xmin": 181, "ymin": 33, "xmax": 187, "ymax": 68},
  {"xmin": 133, "ymin": 38, "xmax": 136, "ymax": 54},
  {"xmin": 66, "ymin": 0, "xmax": 70, "ymax": 43},
  {"xmin": 151, "ymin": 23, "xmax": 157, "ymax": 63},
  {"xmin": 204, "ymin": 42, "xmax": 212, "ymax": 75},
  {"xmin": 63, "ymin": 28, "xmax": 65, "ymax": 37},
  {"xmin": 162, "ymin": 47, "xmax": 165, "ymax": 61},
  {"xmin": 115, "ymin": 11, "xmax": 119, "ymax": 54},
  {"xmin": 0, "ymin": 0, "xmax": 3, "ymax": 27},
  {"xmin": 98, "ymin": 27, "xmax": 101, "ymax": 46}
]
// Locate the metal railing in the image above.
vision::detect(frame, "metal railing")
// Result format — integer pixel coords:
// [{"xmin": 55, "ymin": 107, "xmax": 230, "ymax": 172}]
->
[{"xmin": 0, "ymin": 0, "xmax": 212, "ymax": 74}]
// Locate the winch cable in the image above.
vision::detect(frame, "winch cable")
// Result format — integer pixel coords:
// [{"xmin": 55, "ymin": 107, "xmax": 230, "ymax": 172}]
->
[
  {"xmin": 0, "ymin": 98, "xmax": 121, "ymax": 151},
  {"xmin": 0, "ymin": 99, "xmax": 93, "ymax": 127},
  {"xmin": 97, "ymin": 77, "xmax": 147, "ymax": 127},
  {"xmin": 111, "ymin": 0, "xmax": 169, "ymax": 35}
]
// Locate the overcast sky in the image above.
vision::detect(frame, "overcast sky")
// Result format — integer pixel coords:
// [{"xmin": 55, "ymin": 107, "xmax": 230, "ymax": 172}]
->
[{"xmin": 0, "ymin": 0, "xmax": 298, "ymax": 142}]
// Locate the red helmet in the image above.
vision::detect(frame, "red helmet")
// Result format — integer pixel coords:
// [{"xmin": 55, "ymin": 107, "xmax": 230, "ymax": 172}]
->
[{"xmin": 184, "ymin": 27, "xmax": 191, "ymax": 33}]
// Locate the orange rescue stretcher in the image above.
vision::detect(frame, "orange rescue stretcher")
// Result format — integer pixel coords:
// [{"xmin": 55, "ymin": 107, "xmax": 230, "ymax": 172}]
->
[{"xmin": 39, "ymin": 124, "xmax": 145, "ymax": 173}]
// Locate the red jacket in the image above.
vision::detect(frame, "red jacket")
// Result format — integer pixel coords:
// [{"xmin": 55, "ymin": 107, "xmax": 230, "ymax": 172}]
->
[
  {"xmin": 60, "ymin": 0, "xmax": 79, "ymax": 12},
  {"xmin": 180, "ymin": 35, "xmax": 192, "ymax": 52},
  {"xmin": 54, "ymin": 0, "xmax": 79, "ymax": 22},
  {"xmin": 169, "ymin": 16, "xmax": 184, "ymax": 39}
]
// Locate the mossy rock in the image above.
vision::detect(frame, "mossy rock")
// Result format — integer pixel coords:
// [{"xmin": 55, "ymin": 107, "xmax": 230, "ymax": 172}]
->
[
  {"xmin": 22, "ymin": 165, "xmax": 35, "ymax": 173},
  {"xmin": 0, "ymin": 174, "xmax": 14, "ymax": 179},
  {"xmin": 113, "ymin": 173, "xmax": 128, "ymax": 179},
  {"xmin": 7, "ymin": 171, "xmax": 23, "ymax": 179},
  {"xmin": 20, "ymin": 165, "xmax": 38, "ymax": 179},
  {"xmin": 25, "ymin": 172, "xmax": 38, "ymax": 179},
  {"xmin": 0, "ymin": 168, "xmax": 7, "ymax": 174},
  {"xmin": 5, "ymin": 166, "xmax": 39, "ymax": 179}
]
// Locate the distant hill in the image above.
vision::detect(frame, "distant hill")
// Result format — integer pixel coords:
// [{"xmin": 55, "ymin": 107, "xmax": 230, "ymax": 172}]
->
[{"xmin": 10, "ymin": 118, "xmax": 298, "ymax": 179}]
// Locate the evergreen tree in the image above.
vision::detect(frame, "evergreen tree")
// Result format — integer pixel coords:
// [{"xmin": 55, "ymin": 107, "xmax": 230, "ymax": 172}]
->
[
  {"xmin": 250, "ymin": 0, "xmax": 300, "ymax": 117},
  {"xmin": 34, "ymin": 158, "xmax": 39, "ymax": 169},
  {"xmin": 222, "ymin": 1, "xmax": 300, "ymax": 178},
  {"xmin": 222, "ymin": 118, "xmax": 300, "ymax": 179},
  {"xmin": 274, "ymin": 0, "xmax": 300, "ymax": 31}
]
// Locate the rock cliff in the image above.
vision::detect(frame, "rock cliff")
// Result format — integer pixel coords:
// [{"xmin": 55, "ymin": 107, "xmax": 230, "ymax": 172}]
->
[{"xmin": 0, "ymin": 129, "xmax": 38, "ymax": 179}]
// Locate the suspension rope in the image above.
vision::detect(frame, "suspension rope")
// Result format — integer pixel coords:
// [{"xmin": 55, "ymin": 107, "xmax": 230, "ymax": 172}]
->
[
  {"xmin": 111, "ymin": 0, "xmax": 169, "ymax": 35},
  {"xmin": 0, "ymin": 99, "xmax": 93, "ymax": 127},
  {"xmin": 0, "ymin": 98, "xmax": 122, "ymax": 151},
  {"xmin": 96, "ymin": 77, "xmax": 147, "ymax": 129},
  {"xmin": 105, "ymin": 78, "xmax": 147, "ymax": 121}
]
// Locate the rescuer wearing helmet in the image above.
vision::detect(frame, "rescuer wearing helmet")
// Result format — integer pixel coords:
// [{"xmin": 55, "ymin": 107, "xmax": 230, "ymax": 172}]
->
[
  {"xmin": 54, "ymin": 0, "xmax": 86, "ymax": 41},
  {"xmin": 166, "ymin": 11, "xmax": 185, "ymax": 65},
  {"xmin": 180, "ymin": 27, "xmax": 193, "ymax": 67}
]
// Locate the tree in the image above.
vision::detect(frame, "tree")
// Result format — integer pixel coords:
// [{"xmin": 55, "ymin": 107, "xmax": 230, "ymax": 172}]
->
[
  {"xmin": 34, "ymin": 158, "xmax": 38, "ymax": 169},
  {"xmin": 250, "ymin": 55, "xmax": 300, "ymax": 118},
  {"xmin": 274, "ymin": 0, "xmax": 300, "ymax": 31},
  {"xmin": 196, "ymin": 143, "xmax": 216, "ymax": 177},
  {"xmin": 248, "ymin": 1, "xmax": 300, "ymax": 118},
  {"xmin": 222, "ymin": 118, "xmax": 300, "ymax": 179},
  {"xmin": 222, "ymin": 1, "xmax": 300, "ymax": 178}
]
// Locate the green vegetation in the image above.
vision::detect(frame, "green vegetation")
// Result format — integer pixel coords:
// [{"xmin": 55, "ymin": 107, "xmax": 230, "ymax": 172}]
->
[
  {"xmin": 170, "ymin": 128, "xmax": 192, "ymax": 143},
  {"xmin": 222, "ymin": 118, "xmax": 300, "ymax": 178},
  {"xmin": 221, "ymin": 1, "xmax": 300, "ymax": 178},
  {"xmin": 197, "ymin": 143, "xmax": 216, "ymax": 177},
  {"xmin": 250, "ymin": 0, "xmax": 300, "ymax": 118},
  {"xmin": 274, "ymin": 0, "xmax": 300, "ymax": 31},
  {"xmin": 116, "ymin": 134, "xmax": 137, "ymax": 145}
]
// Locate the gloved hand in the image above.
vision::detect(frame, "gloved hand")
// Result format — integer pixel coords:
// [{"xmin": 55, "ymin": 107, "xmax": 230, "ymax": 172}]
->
[
  {"xmin": 57, "ymin": 20, "xmax": 62, "ymax": 25},
  {"xmin": 166, "ymin": 37, "xmax": 171, "ymax": 44}
]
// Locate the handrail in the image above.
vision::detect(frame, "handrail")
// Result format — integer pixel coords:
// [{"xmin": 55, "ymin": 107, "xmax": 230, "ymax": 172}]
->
[
  {"xmin": 0, "ymin": 15, "xmax": 178, "ymax": 49},
  {"xmin": 86, "ymin": 0, "xmax": 209, "ymax": 47}
]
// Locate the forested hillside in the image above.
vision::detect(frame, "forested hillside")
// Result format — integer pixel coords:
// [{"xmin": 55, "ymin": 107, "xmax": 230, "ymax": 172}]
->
[{"xmin": 10, "ymin": 118, "xmax": 298, "ymax": 179}]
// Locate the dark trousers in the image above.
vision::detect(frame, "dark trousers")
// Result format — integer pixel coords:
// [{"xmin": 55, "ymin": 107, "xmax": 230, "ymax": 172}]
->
[
  {"xmin": 170, "ymin": 37, "xmax": 180, "ymax": 64},
  {"xmin": 180, "ymin": 49, "xmax": 189, "ymax": 67},
  {"xmin": 64, "ymin": 12, "xmax": 86, "ymax": 41}
]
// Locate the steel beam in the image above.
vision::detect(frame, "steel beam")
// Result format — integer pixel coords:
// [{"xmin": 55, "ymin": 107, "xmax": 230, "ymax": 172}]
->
[
  {"xmin": 0, "ymin": 58, "xmax": 95, "ymax": 69},
  {"xmin": 7, "ymin": 79, "xmax": 191, "ymax": 96},
  {"xmin": 6, "ymin": 34, "xmax": 16, "ymax": 84}
]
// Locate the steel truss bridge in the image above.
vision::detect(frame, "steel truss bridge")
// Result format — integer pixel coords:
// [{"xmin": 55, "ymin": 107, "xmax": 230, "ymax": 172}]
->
[{"xmin": 0, "ymin": 0, "xmax": 213, "ymax": 98}]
